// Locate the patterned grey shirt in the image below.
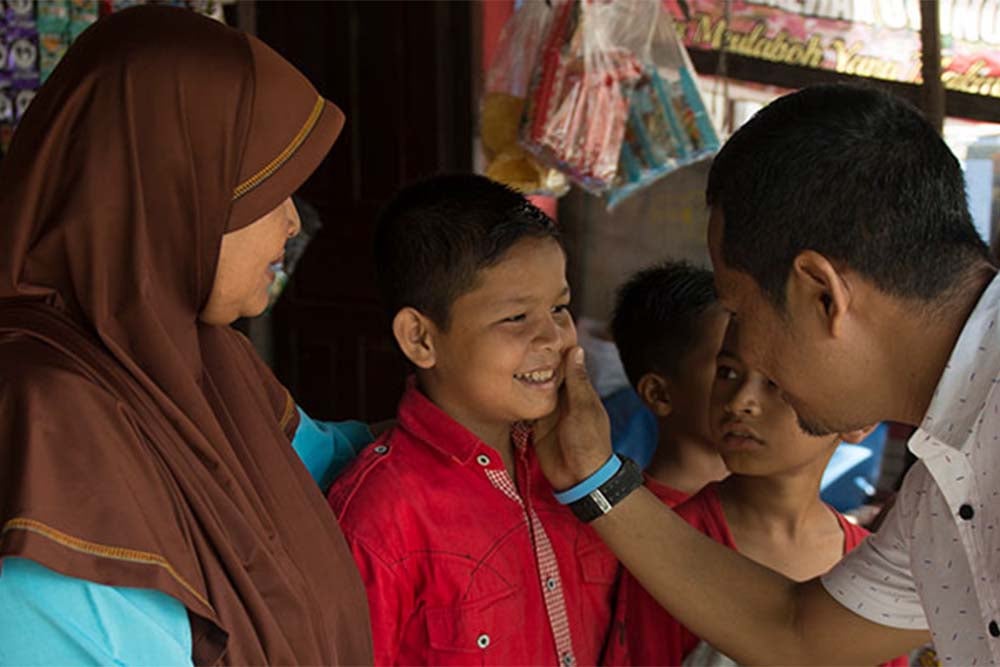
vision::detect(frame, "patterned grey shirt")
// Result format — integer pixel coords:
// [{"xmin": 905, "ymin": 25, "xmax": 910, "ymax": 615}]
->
[{"xmin": 823, "ymin": 272, "xmax": 1000, "ymax": 666}]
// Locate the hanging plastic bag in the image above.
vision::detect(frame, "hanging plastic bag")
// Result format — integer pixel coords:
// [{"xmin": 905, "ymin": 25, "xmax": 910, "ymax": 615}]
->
[
  {"xmin": 481, "ymin": 0, "xmax": 568, "ymax": 197},
  {"xmin": 520, "ymin": 0, "xmax": 720, "ymax": 205},
  {"xmin": 521, "ymin": 0, "xmax": 641, "ymax": 195},
  {"xmin": 607, "ymin": 3, "xmax": 720, "ymax": 208}
]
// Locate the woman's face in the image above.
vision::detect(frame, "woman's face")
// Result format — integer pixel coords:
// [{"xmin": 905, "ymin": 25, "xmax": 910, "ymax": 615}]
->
[{"xmin": 200, "ymin": 198, "xmax": 301, "ymax": 325}]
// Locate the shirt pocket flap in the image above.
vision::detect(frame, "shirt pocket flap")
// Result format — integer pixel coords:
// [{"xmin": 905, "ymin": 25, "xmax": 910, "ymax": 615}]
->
[{"xmin": 425, "ymin": 588, "xmax": 520, "ymax": 653}]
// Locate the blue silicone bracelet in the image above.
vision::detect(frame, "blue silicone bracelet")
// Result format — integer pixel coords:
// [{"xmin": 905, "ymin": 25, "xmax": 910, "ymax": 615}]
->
[{"xmin": 553, "ymin": 454, "xmax": 623, "ymax": 505}]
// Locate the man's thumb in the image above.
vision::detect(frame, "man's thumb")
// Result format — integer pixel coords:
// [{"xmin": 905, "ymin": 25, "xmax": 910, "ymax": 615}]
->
[{"xmin": 563, "ymin": 346, "xmax": 592, "ymax": 400}]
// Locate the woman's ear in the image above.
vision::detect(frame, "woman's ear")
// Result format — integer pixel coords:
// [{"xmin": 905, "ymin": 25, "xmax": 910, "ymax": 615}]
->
[
  {"xmin": 392, "ymin": 307, "xmax": 437, "ymax": 369},
  {"xmin": 637, "ymin": 372, "xmax": 673, "ymax": 418}
]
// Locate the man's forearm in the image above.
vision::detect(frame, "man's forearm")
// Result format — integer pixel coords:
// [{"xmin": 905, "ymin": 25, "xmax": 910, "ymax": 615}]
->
[{"xmin": 592, "ymin": 487, "xmax": 925, "ymax": 666}]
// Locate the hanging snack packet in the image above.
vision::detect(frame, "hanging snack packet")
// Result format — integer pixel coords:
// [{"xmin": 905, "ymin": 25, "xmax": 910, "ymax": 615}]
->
[
  {"xmin": 481, "ymin": 1, "xmax": 568, "ymax": 197},
  {"xmin": 0, "ymin": 76, "xmax": 13, "ymax": 156},
  {"xmin": 5, "ymin": 0, "xmax": 39, "ymax": 90},
  {"xmin": 5, "ymin": 0, "xmax": 34, "ymax": 29},
  {"xmin": 0, "ymin": 25, "xmax": 9, "ymax": 79},
  {"xmin": 37, "ymin": 0, "xmax": 69, "ymax": 81},
  {"xmin": 0, "ymin": 85, "xmax": 13, "ymax": 124},
  {"xmin": 68, "ymin": 0, "xmax": 98, "ymax": 42},
  {"xmin": 523, "ymin": 0, "xmax": 669, "ymax": 195},
  {"xmin": 606, "ymin": 5, "xmax": 720, "ymax": 208}
]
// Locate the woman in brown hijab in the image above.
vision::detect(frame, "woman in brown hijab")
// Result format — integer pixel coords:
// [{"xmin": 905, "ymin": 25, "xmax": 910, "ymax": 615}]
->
[{"xmin": 0, "ymin": 6, "xmax": 372, "ymax": 665}]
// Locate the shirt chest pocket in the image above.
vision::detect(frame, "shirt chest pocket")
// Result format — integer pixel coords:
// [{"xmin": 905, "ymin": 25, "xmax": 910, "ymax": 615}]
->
[{"xmin": 425, "ymin": 588, "xmax": 521, "ymax": 665}]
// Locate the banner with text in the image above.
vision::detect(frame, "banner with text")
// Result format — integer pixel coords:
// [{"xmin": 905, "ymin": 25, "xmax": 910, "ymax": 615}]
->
[{"xmin": 666, "ymin": 0, "xmax": 1000, "ymax": 98}]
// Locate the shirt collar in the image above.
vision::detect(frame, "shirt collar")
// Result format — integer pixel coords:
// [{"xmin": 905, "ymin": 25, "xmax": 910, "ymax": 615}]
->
[
  {"xmin": 919, "ymin": 272, "xmax": 1000, "ymax": 451},
  {"xmin": 396, "ymin": 378, "xmax": 534, "ymax": 464}
]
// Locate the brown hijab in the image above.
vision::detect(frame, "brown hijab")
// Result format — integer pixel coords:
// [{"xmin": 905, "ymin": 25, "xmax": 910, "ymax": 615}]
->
[{"xmin": 0, "ymin": 6, "xmax": 372, "ymax": 665}]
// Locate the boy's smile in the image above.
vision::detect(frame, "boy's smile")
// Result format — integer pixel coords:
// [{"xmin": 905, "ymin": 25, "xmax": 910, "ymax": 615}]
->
[{"xmin": 514, "ymin": 366, "xmax": 559, "ymax": 388}]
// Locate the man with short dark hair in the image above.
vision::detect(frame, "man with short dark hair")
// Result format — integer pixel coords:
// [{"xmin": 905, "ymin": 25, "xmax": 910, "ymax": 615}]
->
[{"xmin": 540, "ymin": 84, "xmax": 1000, "ymax": 666}]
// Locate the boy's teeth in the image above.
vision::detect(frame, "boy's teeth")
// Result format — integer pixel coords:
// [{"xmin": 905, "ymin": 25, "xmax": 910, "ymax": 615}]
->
[{"xmin": 517, "ymin": 369, "xmax": 554, "ymax": 383}]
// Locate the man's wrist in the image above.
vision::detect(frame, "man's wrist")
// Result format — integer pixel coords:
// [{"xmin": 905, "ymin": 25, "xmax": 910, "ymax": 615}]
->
[
  {"xmin": 553, "ymin": 453, "xmax": 621, "ymax": 504},
  {"xmin": 562, "ymin": 451, "xmax": 617, "ymax": 488},
  {"xmin": 557, "ymin": 455, "xmax": 643, "ymax": 522}
]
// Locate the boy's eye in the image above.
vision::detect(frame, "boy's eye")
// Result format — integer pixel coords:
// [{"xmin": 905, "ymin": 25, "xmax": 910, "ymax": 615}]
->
[{"xmin": 716, "ymin": 365, "xmax": 739, "ymax": 381}]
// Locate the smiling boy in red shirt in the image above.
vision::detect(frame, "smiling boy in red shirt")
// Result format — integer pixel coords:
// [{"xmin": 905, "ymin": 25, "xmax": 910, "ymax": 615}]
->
[{"xmin": 328, "ymin": 175, "xmax": 617, "ymax": 666}]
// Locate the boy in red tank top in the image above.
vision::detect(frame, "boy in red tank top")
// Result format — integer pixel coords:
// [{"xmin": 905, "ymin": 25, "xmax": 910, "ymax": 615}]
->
[{"xmin": 604, "ymin": 321, "xmax": 908, "ymax": 667}]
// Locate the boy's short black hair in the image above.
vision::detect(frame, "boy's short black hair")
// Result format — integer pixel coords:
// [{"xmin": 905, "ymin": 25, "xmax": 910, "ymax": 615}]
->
[
  {"xmin": 707, "ymin": 83, "xmax": 991, "ymax": 308},
  {"xmin": 374, "ymin": 174, "xmax": 560, "ymax": 328},
  {"xmin": 611, "ymin": 261, "xmax": 718, "ymax": 387}
]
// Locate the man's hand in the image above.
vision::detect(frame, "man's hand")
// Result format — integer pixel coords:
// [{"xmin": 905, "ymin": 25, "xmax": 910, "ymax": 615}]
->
[{"xmin": 535, "ymin": 346, "xmax": 614, "ymax": 491}]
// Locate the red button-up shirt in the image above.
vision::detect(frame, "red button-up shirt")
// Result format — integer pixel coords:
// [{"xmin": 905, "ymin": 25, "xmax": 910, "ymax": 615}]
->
[{"xmin": 328, "ymin": 384, "xmax": 619, "ymax": 666}]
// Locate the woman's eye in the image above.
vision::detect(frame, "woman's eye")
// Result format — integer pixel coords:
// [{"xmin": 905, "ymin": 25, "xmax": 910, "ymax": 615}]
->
[
  {"xmin": 503, "ymin": 313, "xmax": 526, "ymax": 323},
  {"xmin": 552, "ymin": 303, "xmax": 571, "ymax": 315}
]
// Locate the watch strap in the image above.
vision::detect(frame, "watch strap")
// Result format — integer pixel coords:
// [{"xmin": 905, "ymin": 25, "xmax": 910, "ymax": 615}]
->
[{"xmin": 568, "ymin": 455, "xmax": 642, "ymax": 523}]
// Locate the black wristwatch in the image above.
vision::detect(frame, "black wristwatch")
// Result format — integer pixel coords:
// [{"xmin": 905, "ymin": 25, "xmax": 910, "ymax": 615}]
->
[{"xmin": 568, "ymin": 456, "xmax": 643, "ymax": 523}]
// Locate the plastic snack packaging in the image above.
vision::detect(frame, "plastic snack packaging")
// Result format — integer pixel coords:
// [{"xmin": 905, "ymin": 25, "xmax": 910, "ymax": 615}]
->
[
  {"xmin": 606, "ymin": 4, "xmax": 720, "ymax": 208},
  {"xmin": 481, "ymin": 0, "xmax": 568, "ymax": 197},
  {"xmin": 518, "ymin": 0, "xmax": 720, "ymax": 207}
]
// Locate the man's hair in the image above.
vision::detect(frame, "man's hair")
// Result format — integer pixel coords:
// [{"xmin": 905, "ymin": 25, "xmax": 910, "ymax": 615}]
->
[
  {"xmin": 611, "ymin": 261, "xmax": 718, "ymax": 387},
  {"xmin": 374, "ymin": 174, "xmax": 560, "ymax": 328},
  {"xmin": 707, "ymin": 84, "xmax": 990, "ymax": 307}
]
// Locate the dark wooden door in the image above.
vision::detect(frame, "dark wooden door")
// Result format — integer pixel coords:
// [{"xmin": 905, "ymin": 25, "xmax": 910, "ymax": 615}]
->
[{"xmin": 256, "ymin": 1, "xmax": 475, "ymax": 421}]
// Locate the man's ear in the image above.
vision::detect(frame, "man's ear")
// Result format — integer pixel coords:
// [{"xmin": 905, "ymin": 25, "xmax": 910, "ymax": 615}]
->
[
  {"xmin": 787, "ymin": 250, "xmax": 852, "ymax": 338},
  {"xmin": 392, "ymin": 307, "xmax": 437, "ymax": 369},
  {"xmin": 636, "ymin": 372, "xmax": 672, "ymax": 418},
  {"xmin": 839, "ymin": 423, "xmax": 878, "ymax": 444}
]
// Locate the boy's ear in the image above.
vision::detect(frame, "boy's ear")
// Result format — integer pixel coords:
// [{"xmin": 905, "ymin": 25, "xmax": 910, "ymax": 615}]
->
[
  {"xmin": 392, "ymin": 307, "xmax": 437, "ymax": 369},
  {"xmin": 787, "ymin": 250, "xmax": 851, "ymax": 338},
  {"xmin": 637, "ymin": 372, "xmax": 672, "ymax": 418},
  {"xmin": 839, "ymin": 423, "xmax": 878, "ymax": 444}
]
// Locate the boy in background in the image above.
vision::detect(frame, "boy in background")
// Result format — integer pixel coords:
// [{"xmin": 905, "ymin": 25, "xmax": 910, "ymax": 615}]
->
[
  {"xmin": 604, "ymin": 321, "xmax": 907, "ymax": 667},
  {"xmin": 328, "ymin": 174, "xmax": 617, "ymax": 666},
  {"xmin": 610, "ymin": 262, "xmax": 729, "ymax": 506}
]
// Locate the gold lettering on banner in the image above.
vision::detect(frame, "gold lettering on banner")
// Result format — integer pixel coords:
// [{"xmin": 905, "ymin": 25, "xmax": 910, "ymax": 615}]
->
[
  {"xmin": 684, "ymin": 10, "xmax": 1000, "ymax": 98},
  {"xmin": 692, "ymin": 17, "xmax": 824, "ymax": 68},
  {"xmin": 693, "ymin": 15, "xmax": 726, "ymax": 49},
  {"xmin": 831, "ymin": 38, "xmax": 902, "ymax": 80},
  {"xmin": 942, "ymin": 59, "xmax": 1000, "ymax": 97}
]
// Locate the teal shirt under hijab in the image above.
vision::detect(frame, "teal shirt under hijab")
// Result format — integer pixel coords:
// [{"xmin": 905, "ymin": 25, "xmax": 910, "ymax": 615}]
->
[{"xmin": 0, "ymin": 408, "xmax": 371, "ymax": 666}]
